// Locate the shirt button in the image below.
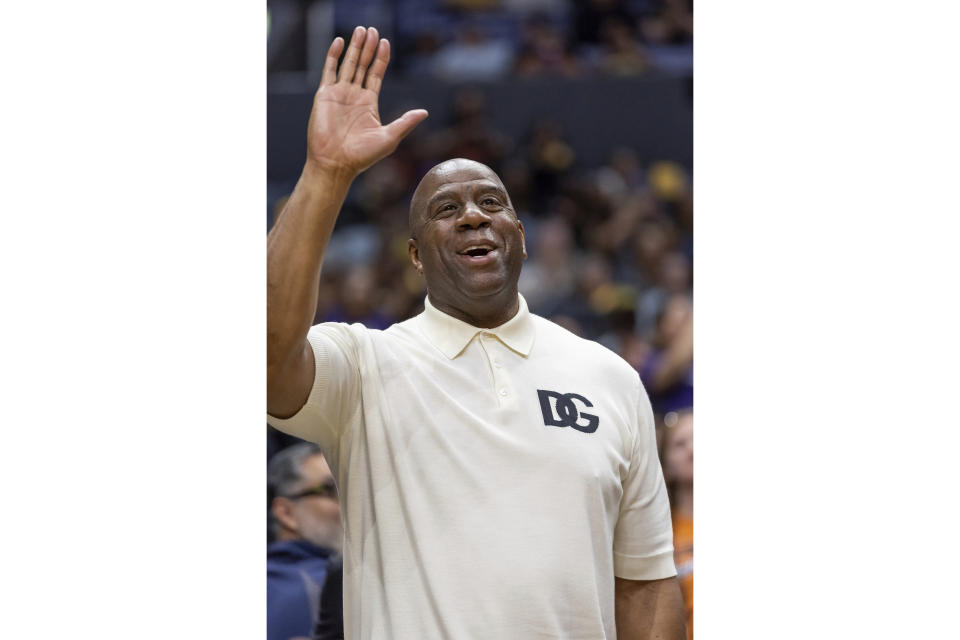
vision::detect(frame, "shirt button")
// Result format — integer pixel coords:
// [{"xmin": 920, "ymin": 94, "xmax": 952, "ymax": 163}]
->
[
  {"xmin": 499, "ymin": 388, "xmax": 508, "ymax": 396},
  {"xmin": 493, "ymin": 360, "xmax": 501, "ymax": 368}
]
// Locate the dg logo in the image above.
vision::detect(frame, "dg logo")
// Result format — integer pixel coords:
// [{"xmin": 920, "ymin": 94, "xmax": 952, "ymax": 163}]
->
[{"xmin": 537, "ymin": 389, "xmax": 600, "ymax": 433}]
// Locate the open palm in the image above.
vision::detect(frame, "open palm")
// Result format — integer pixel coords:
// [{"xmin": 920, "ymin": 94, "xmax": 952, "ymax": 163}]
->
[{"xmin": 306, "ymin": 27, "xmax": 428, "ymax": 176}]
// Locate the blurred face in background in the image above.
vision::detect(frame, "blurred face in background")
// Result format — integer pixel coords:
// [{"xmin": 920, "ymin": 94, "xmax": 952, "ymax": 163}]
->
[
  {"xmin": 275, "ymin": 454, "xmax": 343, "ymax": 551},
  {"xmin": 341, "ymin": 265, "xmax": 377, "ymax": 319},
  {"xmin": 657, "ymin": 293, "xmax": 692, "ymax": 345},
  {"xmin": 663, "ymin": 412, "xmax": 693, "ymax": 485}
]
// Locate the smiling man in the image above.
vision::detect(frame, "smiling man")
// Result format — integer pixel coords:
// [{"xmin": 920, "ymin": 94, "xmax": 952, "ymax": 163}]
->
[
  {"xmin": 267, "ymin": 25, "xmax": 685, "ymax": 640},
  {"xmin": 407, "ymin": 159, "xmax": 527, "ymax": 328}
]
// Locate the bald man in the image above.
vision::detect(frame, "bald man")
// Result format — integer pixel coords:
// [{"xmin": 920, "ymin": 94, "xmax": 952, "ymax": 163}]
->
[{"xmin": 267, "ymin": 26, "xmax": 685, "ymax": 640}]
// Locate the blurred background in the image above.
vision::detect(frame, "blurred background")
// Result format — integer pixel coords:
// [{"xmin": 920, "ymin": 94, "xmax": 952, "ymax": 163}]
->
[{"xmin": 267, "ymin": 1, "xmax": 692, "ymax": 638}]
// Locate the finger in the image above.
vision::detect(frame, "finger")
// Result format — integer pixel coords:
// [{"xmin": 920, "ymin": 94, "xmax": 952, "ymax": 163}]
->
[
  {"xmin": 383, "ymin": 109, "xmax": 429, "ymax": 145},
  {"xmin": 338, "ymin": 26, "xmax": 366, "ymax": 83},
  {"xmin": 364, "ymin": 39, "xmax": 391, "ymax": 95},
  {"xmin": 320, "ymin": 37, "xmax": 344, "ymax": 87},
  {"xmin": 352, "ymin": 26, "xmax": 379, "ymax": 85}
]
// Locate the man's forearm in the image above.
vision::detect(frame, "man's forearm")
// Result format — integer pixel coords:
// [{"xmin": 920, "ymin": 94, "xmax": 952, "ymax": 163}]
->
[
  {"xmin": 267, "ymin": 25, "xmax": 426, "ymax": 378},
  {"xmin": 266, "ymin": 27, "xmax": 427, "ymax": 417},
  {"xmin": 615, "ymin": 576, "xmax": 686, "ymax": 640},
  {"xmin": 267, "ymin": 163, "xmax": 354, "ymax": 374}
]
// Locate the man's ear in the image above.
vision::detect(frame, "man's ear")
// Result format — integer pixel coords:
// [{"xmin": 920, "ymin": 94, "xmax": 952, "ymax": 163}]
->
[
  {"xmin": 408, "ymin": 238, "xmax": 424, "ymax": 275},
  {"xmin": 517, "ymin": 219, "xmax": 527, "ymax": 260},
  {"xmin": 271, "ymin": 496, "xmax": 299, "ymax": 535}
]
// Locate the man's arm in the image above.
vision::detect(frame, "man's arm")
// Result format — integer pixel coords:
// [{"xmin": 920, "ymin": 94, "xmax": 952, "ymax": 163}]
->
[
  {"xmin": 615, "ymin": 576, "xmax": 686, "ymax": 640},
  {"xmin": 267, "ymin": 26, "xmax": 428, "ymax": 418}
]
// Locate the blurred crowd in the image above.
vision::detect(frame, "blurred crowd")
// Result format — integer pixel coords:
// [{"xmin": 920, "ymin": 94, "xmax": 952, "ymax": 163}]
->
[
  {"xmin": 268, "ymin": 0, "xmax": 692, "ymax": 78},
  {"xmin": 268, "ymin": 2, "xmax": 692, "ymax": 638}
]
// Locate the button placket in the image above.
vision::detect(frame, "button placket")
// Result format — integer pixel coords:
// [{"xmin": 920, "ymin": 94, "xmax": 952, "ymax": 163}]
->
[{"xmin": 483, "ymin": 335, "xmax": 515, "ymax": 409}]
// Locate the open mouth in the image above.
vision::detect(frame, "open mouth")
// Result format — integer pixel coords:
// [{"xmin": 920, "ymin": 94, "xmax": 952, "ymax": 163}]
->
[{"xmin": 457, "ymin": 244, "xmax": 498, "ymax": 264}]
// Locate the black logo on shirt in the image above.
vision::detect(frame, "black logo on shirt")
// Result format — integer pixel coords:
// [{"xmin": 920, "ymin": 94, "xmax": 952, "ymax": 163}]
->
[{"xmin": 537, "ymin": 389, "xmax": 599, "ymax": 433}]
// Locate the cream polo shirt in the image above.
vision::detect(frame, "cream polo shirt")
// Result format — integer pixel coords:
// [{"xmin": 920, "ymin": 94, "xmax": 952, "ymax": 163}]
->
[{"xmin": 268, "ymin": 295, "xmax": 675, "ymax": 640}]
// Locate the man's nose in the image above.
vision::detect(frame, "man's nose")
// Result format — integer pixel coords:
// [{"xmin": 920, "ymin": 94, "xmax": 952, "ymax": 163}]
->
[{"xmin": 456, "ymin": 201, "xmax": 492, "ymax": 230}]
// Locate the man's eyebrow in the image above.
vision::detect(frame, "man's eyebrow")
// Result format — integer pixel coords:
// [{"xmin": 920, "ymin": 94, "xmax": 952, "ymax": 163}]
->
[
  {"xmin": 426, "ymin": 182, "xmax": 507, "ymax": 209},
  {"xmin": 426, "ymin": 188, "xmax": 458, "ymax": 210},
  {"xmin": 475, "ymin": 184, "xmax": 508, "ymax": 199}
]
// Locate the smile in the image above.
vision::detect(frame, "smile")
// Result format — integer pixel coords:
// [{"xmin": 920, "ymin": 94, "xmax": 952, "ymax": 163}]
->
[{"xmin": 456, "ymin": 245, "xmax": 499, "ymax": 265}]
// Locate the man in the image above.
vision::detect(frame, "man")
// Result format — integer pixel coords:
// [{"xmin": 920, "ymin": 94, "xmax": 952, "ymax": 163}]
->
[
  {"xmin": 267, "ymin": 25, "xmax": 685, "ymax": 639},
  {"xmin": 267, "ymin": 443, "xmax": 342, "ymax": 640}
]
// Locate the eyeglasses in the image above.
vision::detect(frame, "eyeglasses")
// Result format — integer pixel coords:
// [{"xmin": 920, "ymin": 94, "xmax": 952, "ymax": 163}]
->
[{"xmin": 285, "ymin": 479, "xmax": 338, "ymax": 501}]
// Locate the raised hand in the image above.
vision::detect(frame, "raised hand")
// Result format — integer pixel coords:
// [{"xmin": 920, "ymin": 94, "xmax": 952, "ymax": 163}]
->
[{"xmin": 305, "ymin": 26, "xmax": 428, "ymax": 177}]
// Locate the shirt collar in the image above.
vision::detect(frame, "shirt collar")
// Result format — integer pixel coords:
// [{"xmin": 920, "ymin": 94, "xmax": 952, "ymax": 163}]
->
[{"xmin": 419, "ymin": 294, "xmax": 536, "ymax": 359}]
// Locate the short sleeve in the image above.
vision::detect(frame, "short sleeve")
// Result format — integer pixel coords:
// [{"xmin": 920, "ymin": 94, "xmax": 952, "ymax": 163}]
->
[
  {"xmin": 612, "ymin": 378, "xmax": 677, "ymax": 580},
  {"xmin": 266, "ymin": 323, "xmax": 362, "ymax": 455}
]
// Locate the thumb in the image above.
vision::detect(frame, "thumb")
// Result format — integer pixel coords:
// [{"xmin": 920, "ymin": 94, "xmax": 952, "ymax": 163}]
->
[{"xmin": 383, "ymin": 109, "xmax": 429, "ymax": 144}]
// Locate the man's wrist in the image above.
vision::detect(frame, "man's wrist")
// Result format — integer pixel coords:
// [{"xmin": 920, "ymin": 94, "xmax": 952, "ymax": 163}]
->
[{"xmin": 301, "ymin": 158, "xmax": 358, "ymax": 188}]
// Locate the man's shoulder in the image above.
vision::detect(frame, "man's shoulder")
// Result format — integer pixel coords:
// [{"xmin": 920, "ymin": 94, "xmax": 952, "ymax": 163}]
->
[
  {"xmin": 308, "ymin": 317, "xmax": 409, "ymax": 338},
  {"xmin": 529, "ymin": 314, "xmax": 639, "ymax": 382},
  {"xmin": 308, "ymin": 314, "xmax": 426, "ymax": 347}
]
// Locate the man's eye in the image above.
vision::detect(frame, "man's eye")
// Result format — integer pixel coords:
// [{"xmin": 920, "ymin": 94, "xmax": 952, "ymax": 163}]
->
[{"xmin": 482, "ymin": 198, "xmax": 500, "ymax": 206}]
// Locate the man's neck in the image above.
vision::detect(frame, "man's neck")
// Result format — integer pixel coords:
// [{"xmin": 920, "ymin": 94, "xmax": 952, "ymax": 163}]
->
[{"xmin": 430, "ymin": 291, "xmax": 520, "ymax": 329}]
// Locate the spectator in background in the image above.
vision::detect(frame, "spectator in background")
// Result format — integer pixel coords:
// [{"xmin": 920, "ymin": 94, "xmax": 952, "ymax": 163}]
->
[
  {"xmin": 633, "ymin": 214, "xmax": 679, "ymax": 287},
  {"xmin": 592, "ymin": 147, "xmax": 648, "ymax": 207},
  {"xmin": 431, "ymin": 22, "xmax": 514, "ymax": 81},
  {"xmin": 640, "ymin": 293, "xmax": 693, "ymax": 414},
  {"xmin": 641, "ymin": 0, "xmax": 693, "ymax": 46},
  {"xmin": 574, "ymin": 0, "xmax": 635, "ymax": 49},
  {"xmin": 268, "ymin": 444, "xmax": 342, "ymax": 640},
  {"xmin": 427, "ymin": 89, "xmax": 512, "ymax": 172},
  {"xmin": 661, "ymin": 409, "xmax": 693, "ymax": 639},
  {"xmin": 352, "ymin": 156, "xmax": 412, "ymax": 226},
  {"xmin": 513, "ymin": 14, "xmax": 581, "ymax": 77},
  {"xmin": 400, "ymin": 31, "xmax": 442, "ymax": 76},
  {"xmin": 633, "ymin": 246, "xmax": 691, "ymax": 339},
  {"xmin": 518, "ymin": 215, "xmax": 577, "ymax": 311},
  {"xmin": 587, "ymin": 191, "xmax": 658, "ymax": 271},
  {"xmin": 324, "ymin": 265, "xmax": 392, "ymax": 330},
  {"xmin": 598, "ymin": 17, "xmax": 650, "ymax": 76},
  {"xmin": 647, "ymin": 160, "xmax": 692, "ymax": 248},
  {"xmin": 542, "ymin": 251, "xmax": 615, "ymax": 338},
  {"xmin": 526, "ymin": 119, "xmax": 576, "ymax": 210},
  {"xmin": 499, "ymin": 157, "xmax": 534, "ymax": 218}
]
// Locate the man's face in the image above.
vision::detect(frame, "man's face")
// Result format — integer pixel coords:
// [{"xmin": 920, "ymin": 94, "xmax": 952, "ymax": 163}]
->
[
  {"xmin": 285, "ymin": 454, "xmax": 342, "ymax": 551},
  {"xmin": 408, "ymin": 160, "xmax": 527, "ymax": 313}
]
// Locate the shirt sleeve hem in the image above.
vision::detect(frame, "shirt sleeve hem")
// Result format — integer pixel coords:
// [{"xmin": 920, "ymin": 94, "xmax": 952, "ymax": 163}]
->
[
  {"xmin": 266, "ymin": 332, "xmax": 328, "ymax": 429},
  {"xmin": 613, "ymin": 550, "xmax": 678, "ymax": 581}
]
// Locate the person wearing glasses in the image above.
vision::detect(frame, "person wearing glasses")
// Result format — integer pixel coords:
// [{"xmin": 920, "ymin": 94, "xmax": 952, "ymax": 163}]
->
[{"xmin": 267, "ymin": 443, "xmax": 342, "ymax": 640}]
